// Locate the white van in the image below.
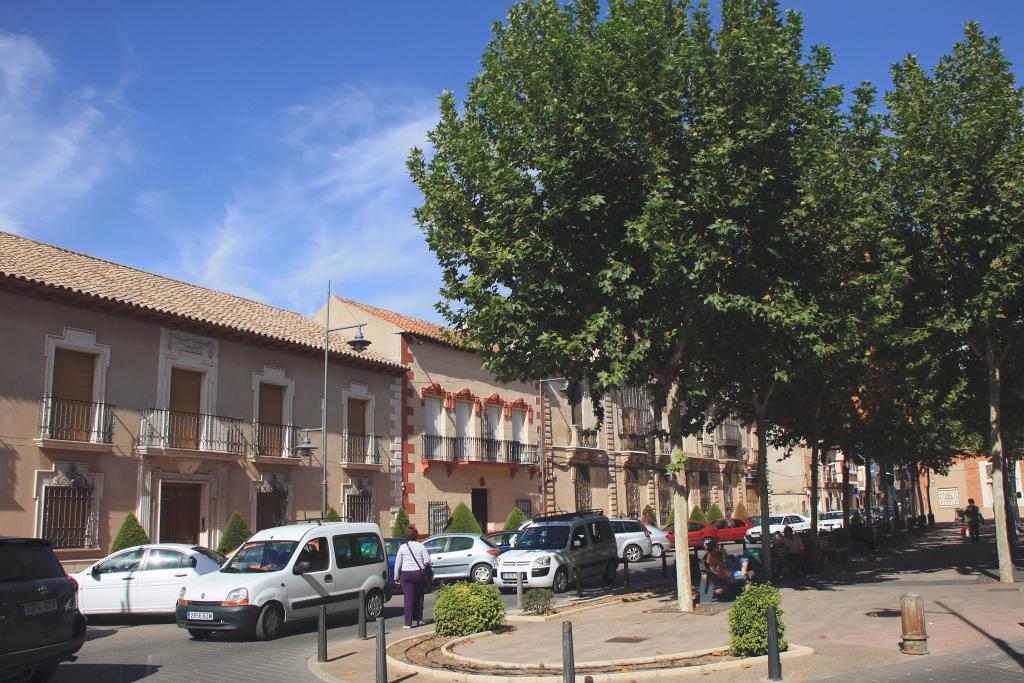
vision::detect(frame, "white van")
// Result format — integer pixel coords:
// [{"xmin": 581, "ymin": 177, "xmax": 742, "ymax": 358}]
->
[{"xmin": 175, "ymin": 522, "xmax": 388, "ymax": 640}]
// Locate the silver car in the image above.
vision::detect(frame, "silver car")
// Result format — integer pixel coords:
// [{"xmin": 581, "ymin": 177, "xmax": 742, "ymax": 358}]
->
[
  {"xmin": 423, "ymin": 533, "xmax": 501, "ymax": 584},
  {"xmin": 644, "ymin": 524, "xmax": 674, "ymax": 558},
  {"xmin": 609, "ymin": 518, "xmax": 653, "ymax": 562}
]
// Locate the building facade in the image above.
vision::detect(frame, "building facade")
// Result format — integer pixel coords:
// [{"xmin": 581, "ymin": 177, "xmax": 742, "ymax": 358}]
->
[
  {"xmin": 318, "ymin": 297, "xmax": 543, "ymax": 535},
  {"xmin": 0, "ymin": 232, "xmax": 404, "ymax": 570},
  {"xmin": 921, "ymin": 455, "xmax": 1023, "ymax": 524}
]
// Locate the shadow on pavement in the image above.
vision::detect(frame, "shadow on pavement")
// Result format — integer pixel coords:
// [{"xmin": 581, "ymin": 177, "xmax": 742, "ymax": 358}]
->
[
  {"xmin": 55, "ymin": 663, "xmax": 159, "ymax": 682},
  {"xmin": 935, "ymin": 599, "xmax": 1024, "ymax": 671},
  {"xmin": 84, "ymin": 627, "xmax": 119, "ymax": 641}
]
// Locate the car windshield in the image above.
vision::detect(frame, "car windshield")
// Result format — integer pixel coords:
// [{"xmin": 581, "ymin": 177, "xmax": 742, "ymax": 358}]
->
[
  {"xmin": 515, "ymin": 525, "xmax": 570, "ymax": 550},
  {"xmin": 222, "ymin": 540, "xmax": 298, "ymax": 573},
  {"xmin": 0, "ymin": 543, "xmax": 64, "ymax": 581},
  {"xmin": 822, "ymin": 512, "xmax": 844, "ymax": 520}
]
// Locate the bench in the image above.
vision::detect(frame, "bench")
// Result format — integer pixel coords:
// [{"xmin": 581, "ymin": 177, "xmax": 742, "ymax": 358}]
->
[{"xmin": 697, "ymin": 553, "xmax": 747, "ymax": 604}]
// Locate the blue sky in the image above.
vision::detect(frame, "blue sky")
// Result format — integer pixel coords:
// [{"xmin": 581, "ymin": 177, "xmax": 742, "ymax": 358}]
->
[{"xmin": 1, "ymin": 1, "xmax": 1021, "ymax": 323}]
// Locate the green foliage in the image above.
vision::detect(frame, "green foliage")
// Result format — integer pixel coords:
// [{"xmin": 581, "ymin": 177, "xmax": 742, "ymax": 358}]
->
[
  {"xmin": 110, "ymin": 513, "xmax": 149, "ymax": 553},
  {"xmin": 444, "ymin": 503, "xmax": 482, "ymax": 534},
  {"xmin": 218, "ymin": 512, "xmax": 253, "ymax": 555},
  {"xmin": 706, "ymin": 504, "xmax": 725, "ymax": 523},
  {"xmin": 323, "ymin": 507, "xmax": 341, "ymax": 522},
  {"xmin": 733, "ymin": 502, "xmax": 749, "ymax": 520},
  {"xmin": 690, "ymin": 505, "xmax": 707, "ymax": 524},
  {"xmin": 522, "ymin": 588, "xmax": 555, "ymax": 615},
  {"xmin": 391, "ymin": 507, "xmax": 411, "ymax": 537},
  {"xmin": 503, "ymin": 507, "xmax": 527, "ymax": 531},
  {"xmin": 433, "ymin": 582, "xmax": 505, "ymax": 636},
  {"xmin": 729, "ymin": 583, "xmax": 787, "ymax": 657},
  {"xmin": 641, "ymin": 504, "xmax": 656, "ymax": 525}
]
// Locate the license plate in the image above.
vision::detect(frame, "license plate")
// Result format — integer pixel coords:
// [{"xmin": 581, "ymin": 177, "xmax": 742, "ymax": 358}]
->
[
  {"xmin": 187, "ymin": 611, "xmax": 214, "ymax": 621},
  {"xmin": 501, "ymin": 572, "xmax": 524, "ymax": 580},
  {"xmin": 23, "ymin": 599, "xmax": 57, "ymax": 616}
]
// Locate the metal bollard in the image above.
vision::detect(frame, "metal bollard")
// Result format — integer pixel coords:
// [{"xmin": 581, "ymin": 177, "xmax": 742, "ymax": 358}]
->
[
  {"xmin": 516, "ymin": 571, "xmax": 524, "ymax": 611},
  {"xmin": 317, "ymin": 604, "xmax": 328, "ymax": 663},
  {"xmin": 767, "ymin": 605, "xmax": 782, "ymax": 680},
  {"xmin": 899, "ymin": 593, "xmax": 929, "ymax": 655},
  {"xmin": 376, "ymin": 617, "xmax": 388, "ymax": 683},
  {"xmin": 562, "ymin": 621, "xmax": 576, "ymax": 683},
  {"xmin": 623, "ymin": 557, "xmax": 630, "ymax": 589},
  {"xmin": 661, "ymin": 551, "xmax": 668, "ymax": 579},
  {"xmin": 575, "ymin": 564, "xmax": 583, "ymax": 598},
  {"xmin": 358, "ymin": 589, "xmax": 367, "ymax": 640}
]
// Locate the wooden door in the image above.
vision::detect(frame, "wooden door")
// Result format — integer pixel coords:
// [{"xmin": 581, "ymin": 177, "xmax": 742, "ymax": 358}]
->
[
  {"xmin": 471, "ymin": 488, "xmax": 488, "ymax": 531},
  {"xmin": 159, "ymin": 483, "xmax": 201, "ymax": 544},
  {"xmin": 169, "ymin": 368, "xmax": 203, "ymax": 449},
  {"xmin": 256, "ymin": 491, "xmax": 285, "ymax": 531},
  {"xmin": 257, "ymin": 384, "xmax": 285, "ymax": 455},
  {"xmin": 50, "ymin": 348, "xmax": 96, "ymax": 441}
]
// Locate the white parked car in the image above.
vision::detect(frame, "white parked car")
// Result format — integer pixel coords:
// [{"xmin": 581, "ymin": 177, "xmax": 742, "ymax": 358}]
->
[
  {"xmin": 745, "ymin": 514, "xmax": 811, "ymax": 542},
  {"xmin": 176, "ymin": 522, "xmax": 388, "ymax": 640},
  {"xmin": 609, "ymin": 518, "xmax": 653, "ymax": 562},
  {"xmin": 644, "ymin": 524, "xmax": 674, "ymax": 558},
  {"xmin": 819, "ymin": 511, "xmax": 845, "ymax": 531},
  {"xmin": 73, "ymin": 544, "xmax": 225, "ymax": 615}
]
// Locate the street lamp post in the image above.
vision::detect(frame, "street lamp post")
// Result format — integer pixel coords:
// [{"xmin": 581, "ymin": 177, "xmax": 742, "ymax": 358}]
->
[{"xmin": 294, "ymin": 282, "xmax": 372, "ymax": 517}]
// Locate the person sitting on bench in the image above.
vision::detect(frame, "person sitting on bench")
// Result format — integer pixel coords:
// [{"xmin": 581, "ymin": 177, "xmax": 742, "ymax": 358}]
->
[
  {"xmin": 703, "ymin": 537, "xmax": 751, "ymax": 581},
  {"xmin": 774, "ymin": 526, "xmax": 808, "ymax": 577}
]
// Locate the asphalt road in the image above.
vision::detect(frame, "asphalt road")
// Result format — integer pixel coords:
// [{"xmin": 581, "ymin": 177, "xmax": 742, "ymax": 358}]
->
[{"xmin": 54, "ymin": 556, "xmax": 677, "ymax": 683}]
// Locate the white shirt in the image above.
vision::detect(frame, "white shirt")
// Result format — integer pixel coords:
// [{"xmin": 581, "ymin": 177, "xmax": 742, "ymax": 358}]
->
[{"xmin": 393, "ymin": 540, "xmax": 430, "ymax": 579}]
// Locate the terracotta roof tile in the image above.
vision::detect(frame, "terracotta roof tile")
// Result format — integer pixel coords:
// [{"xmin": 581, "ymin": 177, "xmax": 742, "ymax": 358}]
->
[
  {"xmin": 0, "ymin": 231, "xmax": 403, "ymax": 371},
  {"xmin": 332, "ymin": 295, "xmax": 463, "ymax": 347}
]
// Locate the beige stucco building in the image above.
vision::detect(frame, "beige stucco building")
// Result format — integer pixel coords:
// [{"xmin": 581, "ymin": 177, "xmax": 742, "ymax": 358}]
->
[
  {"xmin": 317, "ymin": 297, "xmax": 543, "ymax": 535},
  {"xmin": 0, "ymin": 232, "xmax": 404, "ymax": 570}
]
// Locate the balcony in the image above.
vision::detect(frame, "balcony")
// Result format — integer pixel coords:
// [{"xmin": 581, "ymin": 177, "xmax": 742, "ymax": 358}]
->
[
  {"xmin": 570, "ymin": 426, "xmax": 601, "ymax": 449},
  {"xmin": 35, "ymin": 396, "xmax": 115, "ymax": 452},
  {"xmin": 340, "ymin": 432, "xmax": 386, "ymax": 468},
  {"xmin": 251, "ymin": 422, "xmax": 302, "ymax": 465},
  {"xmin": 619, "ymin": 433, "xmax": 649, "ymax": 453},
  {"xmin": 421, "ymin": 435, "xmax": 538, "ymax": 466},
  {"xmin": 138, "ymin": 408, "xmax": 245, "ymax": 462}
]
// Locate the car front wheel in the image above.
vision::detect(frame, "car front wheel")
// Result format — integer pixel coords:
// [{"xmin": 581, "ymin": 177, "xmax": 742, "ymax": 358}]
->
[
  {"xmin": 255, "ymin": 602, "xmax": 284, "ymax": 641},
  {"xmin": 552, "ymin": 567, "xmax": 569, "ymax": 593},
  {"xmin": 471, "ymin": 563, "xmax": 493, "ymax": 584},
  {"xmin": 365, "ymin": 588, "xmax": 385, "ymax": 621},
  {"xmin": 623, "ymin": 544, "xmax": 643, "ymax": 563}
]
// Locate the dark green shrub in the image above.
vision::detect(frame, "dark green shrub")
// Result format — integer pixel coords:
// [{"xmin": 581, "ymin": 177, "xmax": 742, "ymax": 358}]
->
[
  {"xmin": 444, "ymin": 503, "xmax": 483, "ymax": 534},
  {"xmin": 434, "ymin": 582, "xmax": 505, "ymax": 636},
  {"xmin": 690, "ymin": 505, "xmax": 707, "ymax": 523},
  {"xmin": 503, "ymin": 507, "xmax": 527, "ymax": 531},
  {"xmin": 391, "ymin": 507, "xmax": 411, "ymax": 537},
  {"xmin": 641, "ymin": 504, "xmax": 656, "ymax": 525},
  {"xmin": 522, "ymin": 588, "xmax": 555, "ymax": 615},
  {"xmin": 706, "ymin": 503, "xmax": 725, "ymax": 522},
  {"xmin": 110, "ymin": 512, "xmax": 150, "ymax": 553},
  {"xmin": 323, "ymin": 506, "xmax": 341, "ymax": 522},
  {"xmin": 729, "ymin": 583, "xmax": 787, "ymax": 656},
  {"xmin": 218, "ymin": 511, "xmax": 253, "ymax": 555},
  {"xmin": 733, "ymin": 501, "xmax": 749, "ymax": 520}
]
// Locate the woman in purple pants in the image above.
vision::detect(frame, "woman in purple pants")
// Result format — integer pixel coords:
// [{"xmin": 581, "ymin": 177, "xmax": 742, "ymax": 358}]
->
[{"xmin": 393, "ymin": 527, "xmax": 431, "ymax": 628}]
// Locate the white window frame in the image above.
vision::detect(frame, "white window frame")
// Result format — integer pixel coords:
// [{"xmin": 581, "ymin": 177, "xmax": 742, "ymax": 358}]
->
[
  {"xmin": 42, "ymin": 327, "xmax": 111, "ymax": 441},
  {"xmin": 342, "ymin": 382, "xmax": 376, "ymax": 458},
  {"xmin": 33, "ymin": 461, "xmax": 104, "ymax": 549},
  {"xmin": 252, "ymin": 365, "xmax": 295, "ymax": 456}
]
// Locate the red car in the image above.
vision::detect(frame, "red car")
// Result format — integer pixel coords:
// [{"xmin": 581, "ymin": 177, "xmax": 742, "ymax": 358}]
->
[
  {"xmin": 712, "ymin": 517, "xmax": 753, "ymax": 543},
  {"xmin": 665, "ymin": 521, "xmax": 718, "ymax": 548}
]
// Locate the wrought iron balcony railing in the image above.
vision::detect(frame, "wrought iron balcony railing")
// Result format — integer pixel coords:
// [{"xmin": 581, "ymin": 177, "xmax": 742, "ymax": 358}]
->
[
  {"xmin": 422, "ymin": 435, "xmax": 538, "ymax": 464},
  {"xmin": 39, "ymin": 395, "xmax": 115, "ymax": 444},
  {"xmin": 341, "ymin": 432, "xmax": 384, "ymax": 464},
  {"xmin": 251, "ymin": 421, "xmax": 299, "ymax": 458},
  {"xmin": 139, "ymin": 408, "xmax": 245, "ymax": 455},
  {"xmin": 619, "ymin": 433, "xmax": 648, "ymax": 452},
  {"xmin": 571, "ymin": 426, "xmax": 600, "ymax": 449}
]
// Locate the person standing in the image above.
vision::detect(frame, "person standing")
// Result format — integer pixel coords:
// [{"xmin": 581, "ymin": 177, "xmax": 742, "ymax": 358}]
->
[
  {"xmin": 394, "ymin": 527, "xmax": 431, "ymax": 628},
  {"xmin": 964, "ymin": 499, "xmax": 983, "ymax": 544}
]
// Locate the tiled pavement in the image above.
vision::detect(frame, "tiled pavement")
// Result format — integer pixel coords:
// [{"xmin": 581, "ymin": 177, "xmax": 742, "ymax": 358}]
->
[{"xmin": 818, "ymin": 637, "xmax": 1024, "ymax": 682}]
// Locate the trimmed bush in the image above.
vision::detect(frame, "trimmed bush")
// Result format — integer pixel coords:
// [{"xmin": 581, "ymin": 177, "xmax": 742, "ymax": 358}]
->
[
  {"xmin": 690, "ymin": 505, "xmax": 707, "ymax": 523},
  {"xmin": 391, "ymin": 507, "xmax": 411, "ymax": 537},
  {"xmin": 110, "ymin": 512, "xmax": 150, "ymax": 553},
  {"xmin": 729, "ymin": 583, "xmax": 787, "ymax": 657},
  {"xmin": 323, "ymin": 506, "xmax": 341, "ymax": 522},
  {"xmin": 706, "ymin": 503, "xmax": 725, "ymax": 523},
  {"xmin": 522, "ymin": 588, "xmax": 555, "ymax": 615},
  {"xmin": 218, "ymin": 511, "xmax": 253, "ymax": 555},
  {"xmin": 641, "ymin": 504, "xmax": 656, "ymax": 525},
  {"xmin": 445, "ymin": 503, "xmax": 483, "ymax": 534},
  {"xmin": 733, "ymin": 501, "xmax": 749, "ymax": 520},
  {"xmin": 434, "ymin": 582, "xmax": 505, "ymax": 636},
  {"xmin": 503, "ymin": 507, "xmax": 527, "ymax": 531}
]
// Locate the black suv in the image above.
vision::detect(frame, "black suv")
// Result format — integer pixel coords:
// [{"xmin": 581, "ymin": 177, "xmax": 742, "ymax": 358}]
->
[{"xmin": 0, "ymin": 539, "xmax": 86, "ymax": 683}]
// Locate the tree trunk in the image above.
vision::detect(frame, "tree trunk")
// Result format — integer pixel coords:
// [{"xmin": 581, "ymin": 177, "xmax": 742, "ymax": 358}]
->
[
  {"xmin": 841, "ymin": 455, "xmax": 851, "ymax": 549},
  {"xmin": 985, "ymin": 338, "xmax": 1015, "ymax": 583},
  {"xmin": 809, "ymin": 444, "xmax": 820, "ymax": 566},
  {"xmin": 914, "ymin": 462, "xmax": 925, "ymax": 518},
  {"xmin": 864, "ymin": 455, "xmax": 873, "ymax": 526},
  {"xmin": 667, "ymin": 390, "xmax": 693, "ymax": 610},
  {"xmin": 997, "ymin": 426, "xmax": 1017, "ymax": 545},
  {"xmin": 907, "ymin": 462, "xmax": 918, "ymax": 518},
  {"xmin": 754, "ymin": 415, "xmax": 772, "ymax": 581},
  {"xmin": 925, "ymin": 467, "xmax": 934, "ymax": 522}
]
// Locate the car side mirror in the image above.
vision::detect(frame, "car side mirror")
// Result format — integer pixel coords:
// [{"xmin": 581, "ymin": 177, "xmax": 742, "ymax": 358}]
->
[
  {"xmin": 293, "ymin": 560, "xmax": 312, "ymax": 575},
  {"xmin": 90, "ymin": 565, "xmax": 100, "ymax": 576},
  {"xmin": 572, "ymin": 540, "xmax": 582, "ymax": 548}
]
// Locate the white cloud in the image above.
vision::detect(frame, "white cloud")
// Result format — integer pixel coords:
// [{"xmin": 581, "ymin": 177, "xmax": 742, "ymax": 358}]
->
[
  {"xmin": 0, "ymin": 32, "xmax": 133, "ymax": 233},
  {"xmin": 170, "ymin": 85, "xmax": 445, "ymax": 322}
]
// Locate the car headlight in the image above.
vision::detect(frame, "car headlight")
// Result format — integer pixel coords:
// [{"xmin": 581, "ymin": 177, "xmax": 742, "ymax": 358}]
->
[
  {"xmin": 533, "ymin": 556, "xmax": 551, "ymax": 567},
  {"xmin": 177, "ymin": 586, "xmax": 187, "ymax": 606},
  {"xmin": 223, "ymin": 587, "xmax": 248, "ymax": 606}
]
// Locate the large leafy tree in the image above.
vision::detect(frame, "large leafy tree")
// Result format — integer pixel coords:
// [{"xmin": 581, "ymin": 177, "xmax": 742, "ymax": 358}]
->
[{"xmin": 884, "ymin": 23, "xmax": 1024, "ymax": 582}]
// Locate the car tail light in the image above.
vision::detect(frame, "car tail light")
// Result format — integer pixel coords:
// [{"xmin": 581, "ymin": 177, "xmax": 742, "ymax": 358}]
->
[
  {"xmin": 487, "ymin": 549, "xmax": 501, "ymax": 557},
  {"xmin": 65, "ymin": 575, "xmax": 78, "ymax": 611}
]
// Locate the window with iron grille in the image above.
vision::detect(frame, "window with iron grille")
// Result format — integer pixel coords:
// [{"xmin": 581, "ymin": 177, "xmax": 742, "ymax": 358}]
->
[
  {"xmin": 658, "ymin": 472, "xmax": 673, "ymax": 523},
  {"xmin": 573, "ymin": 465, "xmax": 592, "ymax": 512},
  {"xmin": 624, "ymin": 467, "xmax": 641, "ymax": 519},
  {"xmin": 699, "ymin": 470, "xmax": 711, "ymax": 512},
  {"xmin": 515, "ymin": 498, "xmax": 532, "ymax": 518},
  {"xmin": 428, "ymin": 501, "xmax": 450, "ymax": 535},
  {"xmin": 345, "ymin": 494, "xmax": 373, "ymax": 523},
  {"xmin": 722, "ymin": 471, "xmax": 734, "ymax": 515},
  {"xmin": 42, "ymin": 485, "xmax": 94, "ymax": 549}
]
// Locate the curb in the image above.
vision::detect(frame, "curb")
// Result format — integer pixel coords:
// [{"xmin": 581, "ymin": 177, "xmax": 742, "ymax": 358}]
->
[
  {"xmin": 382, "ymin": 632, "xmax": 814, "ymax": 683},
  {"xmin": 507, "ymin": 581, "xmax": 674, "ymax": 623}
]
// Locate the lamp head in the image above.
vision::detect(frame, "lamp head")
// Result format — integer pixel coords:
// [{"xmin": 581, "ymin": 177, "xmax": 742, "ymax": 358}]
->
[
  {"xmin": 346, "ymin": 328, "xmax": 371, "ymax": 353},
  {"xmin": 293, "ymin": 432, "xmax": 317, "ymax": 457}
]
